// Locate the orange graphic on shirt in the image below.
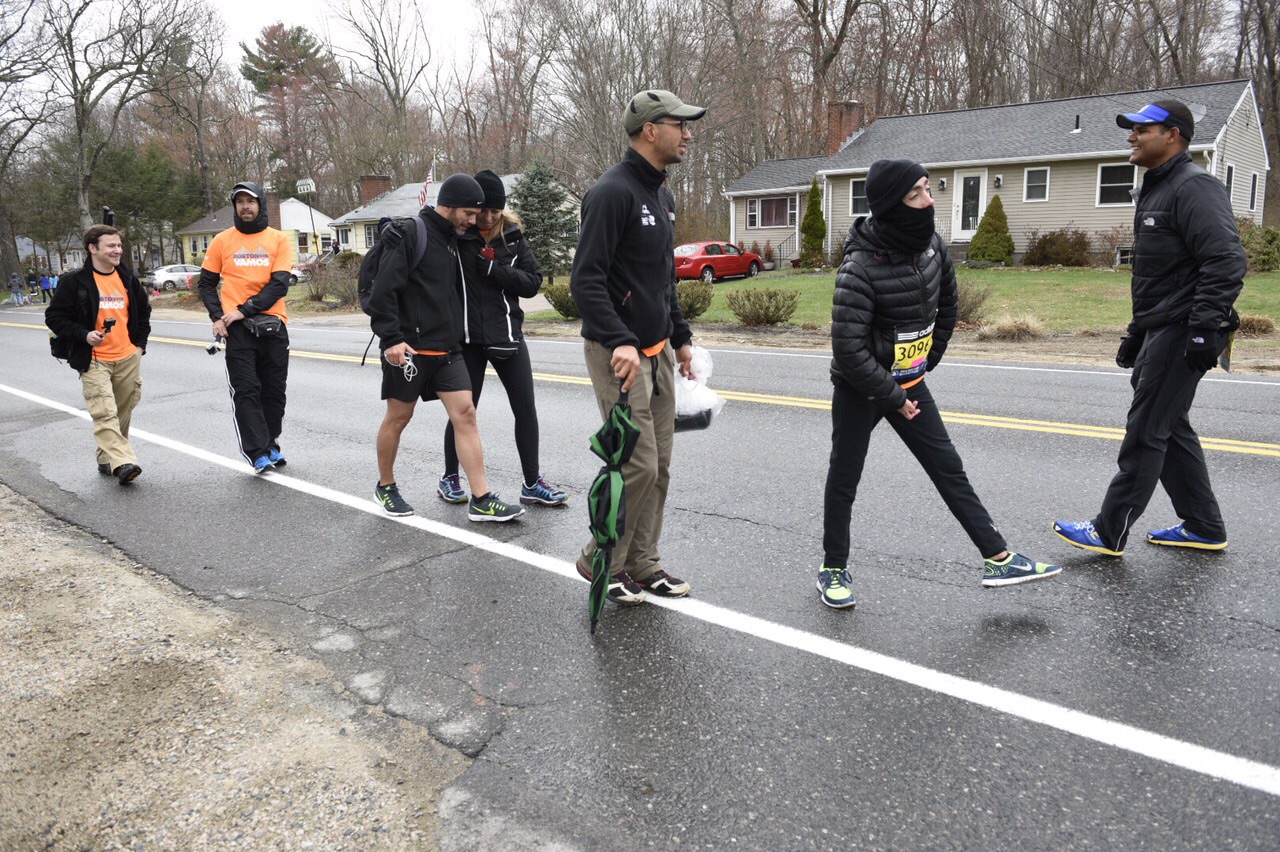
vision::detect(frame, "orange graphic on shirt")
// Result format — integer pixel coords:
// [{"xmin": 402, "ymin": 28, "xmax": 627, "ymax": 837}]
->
[
  {"xmin": 202, "ymin": 227, "xmax": 292, "ymax": 322},
  {"xmin": 92, "ymin": 269, "xmax": 137, "ymax": 362}
]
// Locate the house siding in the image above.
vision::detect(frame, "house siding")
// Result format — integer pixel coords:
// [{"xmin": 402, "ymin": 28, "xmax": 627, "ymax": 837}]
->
[
  {"xmin": 731, "ymin": 192, "xmax": 808, "ymax": 262},
  {"xmin": 1213, "ymin": 98, "xmax": 1268, "ymax": 224}
]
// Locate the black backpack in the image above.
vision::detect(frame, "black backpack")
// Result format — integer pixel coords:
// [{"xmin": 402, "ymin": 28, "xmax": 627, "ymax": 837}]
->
[{"xmin": 358, "ymin": 215, "xmax": 429, "ymax": 315}]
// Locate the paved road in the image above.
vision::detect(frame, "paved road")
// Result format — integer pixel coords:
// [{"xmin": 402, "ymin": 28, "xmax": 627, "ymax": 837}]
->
[{"xmin": 2, "ymin": 306, "xmax": 1278, "ymax": 850}]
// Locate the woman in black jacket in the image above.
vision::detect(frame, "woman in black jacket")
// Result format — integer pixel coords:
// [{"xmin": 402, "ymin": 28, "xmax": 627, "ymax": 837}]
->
[
  {"xmin": 437, "ymin": 170, "xmax": 568, "ymax": 508},
  {"xmin": 818, "ymin": 159, "xmax": 1060, "ymax": 609}
]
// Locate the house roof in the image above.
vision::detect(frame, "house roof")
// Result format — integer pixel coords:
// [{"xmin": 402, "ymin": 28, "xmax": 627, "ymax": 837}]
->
[
  {"xmin": 725, "ymin": 79, "xmax": 1255, "ymax": 194},
  {"xmin": 329, "ymin": 174, "xmax": 521, "ymax": 227},
  {"xmin": 724, "ymin": 155, "xmax": 831, "ymax": 195},
  {"xmin": 177, "ymin": 197, "xmax": 334, "ymax": 235}
]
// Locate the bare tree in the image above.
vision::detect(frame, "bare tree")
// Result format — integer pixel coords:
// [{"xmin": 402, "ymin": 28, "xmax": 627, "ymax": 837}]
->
[{"xmin": 0, "ymin": 0, "xmax": 54, "ymax": 276}]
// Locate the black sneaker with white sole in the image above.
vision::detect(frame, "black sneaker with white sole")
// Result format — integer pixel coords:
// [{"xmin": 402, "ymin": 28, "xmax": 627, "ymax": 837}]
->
[
  {"xmin": 467, "ymin": 492, "xmax": 525, "ymax": 522},
  {"xmin": 375, "ymin": 482, "xmax": 415, "ymax": 516},
  {"xmin": 575, "ymin": 559, "xmax": 646, "ymax": 605},
  {"xmin": 634, "ymin": 569, "xmax": 690, "ymax": 597}
]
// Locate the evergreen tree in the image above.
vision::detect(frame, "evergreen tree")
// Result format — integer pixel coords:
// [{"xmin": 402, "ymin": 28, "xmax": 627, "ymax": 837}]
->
[
  {"xmin": 968, "ymin": 194, "xmax": 1015, "ymax": 264},
  {"xmin": 799, "ymin": 177, "xmax": 827, "ymax": 267},
  {"xmin": 510, "ymin": 158, "xmax": 578, "ymax": 285}
]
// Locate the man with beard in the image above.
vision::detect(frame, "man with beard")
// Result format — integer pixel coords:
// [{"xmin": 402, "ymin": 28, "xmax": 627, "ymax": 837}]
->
[{"xmin": 198, "ymin": 182, "xmax": 293, "ymax": 473}]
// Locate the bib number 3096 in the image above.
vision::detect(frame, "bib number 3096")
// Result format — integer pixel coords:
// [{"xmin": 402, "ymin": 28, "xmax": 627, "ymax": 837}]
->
[{"xmin": 892, "ymin": 323, "xmax": 934, "ymax": 384}]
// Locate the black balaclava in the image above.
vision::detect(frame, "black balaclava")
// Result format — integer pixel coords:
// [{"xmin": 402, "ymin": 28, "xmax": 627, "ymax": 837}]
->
[
  {"xmin": 230, "ymin": 181, "xmax": 269, "ymax": 234},
  {"xmin": 865, "ymin": 159, "xmax": 934, "ymax": 254}
]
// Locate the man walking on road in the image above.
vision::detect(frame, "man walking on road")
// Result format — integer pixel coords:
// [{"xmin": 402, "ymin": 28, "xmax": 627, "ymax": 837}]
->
[
  {"xmin": 368, "ymin": 173, "xmax": 524, "ymax": 523},
  {"xmin": 197, "ymin": 181, "xmax": 293, "ymax": 474},
  {"xmin": 1054, "ymin": 99, "xmax": 1246, "ymax": 557},
  {"xmin": 45, "ymin": 225, "xmax": 151, "ymax": 484},
  {"xmin": 570, "ymin": 89, "xmax": 704, "ymax": 605}
]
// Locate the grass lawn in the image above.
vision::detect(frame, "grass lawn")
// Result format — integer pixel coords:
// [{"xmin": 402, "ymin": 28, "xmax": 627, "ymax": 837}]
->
[{"xmin": 528, "ymin": 266, "xmax": 1280, "ymax": 332}]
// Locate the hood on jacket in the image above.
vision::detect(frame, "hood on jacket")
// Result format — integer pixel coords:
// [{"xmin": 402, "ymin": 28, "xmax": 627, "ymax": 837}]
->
[{"xmin": 230, "ymin": 181, "xmax": 269, "ymax": 234}]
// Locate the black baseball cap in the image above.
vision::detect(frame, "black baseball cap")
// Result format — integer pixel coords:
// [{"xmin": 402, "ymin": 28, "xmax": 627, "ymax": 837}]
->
[{"xmin": 1116, "ymin": 99, "xmax": 1194, "ymax": 141}]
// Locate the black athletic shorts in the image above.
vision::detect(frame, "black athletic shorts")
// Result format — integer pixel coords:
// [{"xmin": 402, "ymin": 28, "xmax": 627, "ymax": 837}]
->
[{"xmin": 380, "ymin": 352, "xmax": 471, "ymax": 402}]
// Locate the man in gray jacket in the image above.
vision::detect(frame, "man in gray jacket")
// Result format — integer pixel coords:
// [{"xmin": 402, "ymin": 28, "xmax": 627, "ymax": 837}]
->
[{"xmin": 1054, "ymin": 99, "xmax": 1246, "ymax": 557}]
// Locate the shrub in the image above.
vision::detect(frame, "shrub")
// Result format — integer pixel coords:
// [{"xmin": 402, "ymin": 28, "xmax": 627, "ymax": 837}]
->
[
  {"xmin": 303, "ymin": 263, "xmax": 358, "ymax": 307},
  {"xmin": 968, "ymin": 195, "xmax": 1014, "ymax": 264},
  {"xmin": 799, "ymin": 177, "xmax": 827, "ymax": 267},
  {"xmin": 725, "ymin": 287, "xmax": 799, "ymax": 326},
  {"xmin": 1022, "ymin": 228, "xmax": 1092, "ymax": 266},
  {"xmin": 762, "ymin": 240, "xmax": 775, "ymax": 264},
  {"xmin": 1238, "ymin": 314, "xmax": 1276, "ymax": 336},
  {"xmin": 542, "ymin": 282, "xmax": 580, "ymax": 319},
  {"xmin": 676, "ymin": 279, "xmax": 713, "ymax": 320},
  {"xmin": 956, "ymin": 277, "xmax": 992, "ymax": 326},
  {"xmin": 1238, "ymin": 218, "xmax": 1280, "ymax": 272},
  {"xmin": 977, "ymin": 313, "xmax": 1045, "ymax": 341},
  {"xmin": 749, "ymin": 240, "xmax": 761, "ymax": 257},
  {"xmin": 334, "ymin": 251, "xmax": 362, "ymax": 271},
  {"xmin": 1094, "ymin": 224, "xmax": 1134, "ymax": 266}
]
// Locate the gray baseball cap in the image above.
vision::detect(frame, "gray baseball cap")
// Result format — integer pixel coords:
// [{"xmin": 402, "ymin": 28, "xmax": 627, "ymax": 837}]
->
[{"xmin": 623, "ymin": 89, "xmax": 707, "ymax": 135}]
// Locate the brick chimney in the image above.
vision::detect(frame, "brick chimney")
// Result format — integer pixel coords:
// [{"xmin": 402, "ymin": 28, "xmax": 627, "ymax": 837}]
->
[
  {"xmin": 265, "ymin": 188, "xmax": 282, "ymax": 230},
  {"xmin": 359, "ymin": 174, "xmax": 393, "ymax": 205},
  {"xmin": 827, "ymin": 100, "xmax": 867, "ymax": 155}
]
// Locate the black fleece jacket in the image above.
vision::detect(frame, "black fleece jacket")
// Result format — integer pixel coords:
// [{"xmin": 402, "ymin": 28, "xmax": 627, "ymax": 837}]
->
[
  {"xmin": 570, "ymin": 148, "xmax": 691, "ymax": 351},
  {"xmin": 457, "ymin": 216, "xmax": 542, "ymax": 345},
  {"xmin": 830, "ymin": 217, "xmax": 957, "ymax": 412},
  {"xmin": 45, "ymin": 259, "xmax": 151, "ymax": 373},
  {"xmin": 368, "ymin": 206, "xmax": 465, "ymax": 353},
  {"xmin": 1128, "ymin": 150, "xmax": 1245, "ymax": 334}
]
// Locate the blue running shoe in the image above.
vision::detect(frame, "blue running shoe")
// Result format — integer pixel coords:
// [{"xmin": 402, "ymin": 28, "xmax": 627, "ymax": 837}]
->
[
  {"xmin": 268, "ymin": 447, "xmax": 287, "ymax": 467},
  {"xmin": 520, "ymin": 476, "xmax": 568, "ymax": 506},
  {"xmin": 437, "ymin": 473, "xmax": 467, "ymax": 504},
  {"xmin": 1052, "ymin": 520, "xmax": 1123, "ymax": 557},
  {"xmin": 817, "ymin": 564, "xmax": 856, "ymax": 609},
  {"xmin": 983, "ymin": 552, "xmax": 1062, "ymax": 587},
  {"xmin": 1146, "ymin": 523, "xmax": 1227, "ymax": 551},
  {"xmin": 252, "ymin": 455, "xmax": 275, "ymax": 474}
]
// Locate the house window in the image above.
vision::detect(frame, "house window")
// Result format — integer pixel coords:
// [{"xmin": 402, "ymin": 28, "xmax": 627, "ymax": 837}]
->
[
  {"xmin": 190, "ymin": 238, "xmax": 198, "ymax": 256},
  {"xmin": 321, "ymin": 235, "xmax": 333, "ymax": 251},
  {"xmin": 1116, "ymin": 246, "xmax": 1134, "ymax": 266},
  {"xmin": 364, "ymin": 224, "xmax": 378, "ymax": 247},
  {"xmin": 1023, "ymin": 168, "xmax": 1049, "ymax": 202},
  {"xmin": 1250, "ymin": 174, "xmax": 1259, "ymax": 211},
  {"xmin": 338, "ymin": 228, "xmax": 351, "ymax": 247},
  {"xmin": 1224, "ymin": 164, "xmax": 1234, "ymax": 195},
  {"xmin": 746, "ymin": 196, "xmax": 798, "ymax": 228},
  {"xmin": 297, "ymin": 233, "xmax": 309, "ymax": 253},
  {"xmin": 202, "ymin": 235, "xmax": 209, "ymax": 250},
  {"xmin": 1097, "ymin": 164, "xmax": 1136, "ymax": 205},
  {"xmin": 850, "ymin": 179, "xmax": 869, "ymax": 216}
]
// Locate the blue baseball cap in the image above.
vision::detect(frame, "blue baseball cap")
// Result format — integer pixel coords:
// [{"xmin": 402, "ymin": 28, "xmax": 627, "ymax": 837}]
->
[{"xmin": 1116, "ymin": 99, "xmax": 1194, "ymax": 141}]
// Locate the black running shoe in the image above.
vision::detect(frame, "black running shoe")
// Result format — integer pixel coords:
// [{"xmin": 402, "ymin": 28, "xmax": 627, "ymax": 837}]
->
[
  {"xmin": 375, "ymin": 482, "xmax": 414, "ymax": 517},
  {"xmin": 467, "ymin": 492, "xmax": 525, "ymax": 522},
  {"xmin": 575, "ymin": 559, "xmax": 646, "ymax": 605},
  {"xmin": 634, "ymin": 569, "xmax": 690, "ymax": 597}
]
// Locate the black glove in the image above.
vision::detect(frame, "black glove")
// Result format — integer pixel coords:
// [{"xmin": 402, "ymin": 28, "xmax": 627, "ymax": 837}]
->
[
  {"xmin": 925, "ymin": 350, "xmax": 942, "ymax": 372},
  {"xmin": 1185, "ymin": 327, "xmax": 1218, "ymax": 372},
  {"xmin": 1115, "ymin": 333, "xmax": 1143, "ymax": 369}
]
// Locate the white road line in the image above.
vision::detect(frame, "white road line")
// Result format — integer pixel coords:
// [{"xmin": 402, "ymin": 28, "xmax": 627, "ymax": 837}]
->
[{"xmin": 4, "ymin": 379, "xmax": 1279, "ymax": 798}]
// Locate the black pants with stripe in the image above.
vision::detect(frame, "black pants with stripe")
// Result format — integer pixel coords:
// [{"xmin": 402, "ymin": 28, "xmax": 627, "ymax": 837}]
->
[
  {"xmin": 823, "ymin": 376, "xmax": 1007, "ymax": 571},
  {"xmin": 1093, "ymin": 322, "xmax": 1226, "ymax": 550},
  {"xmin": 224, "ymin": 320, "xmax": 289, "ymax": 462}
]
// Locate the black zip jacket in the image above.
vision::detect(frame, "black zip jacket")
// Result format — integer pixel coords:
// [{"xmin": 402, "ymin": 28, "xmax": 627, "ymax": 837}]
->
[
  {"xmin": 368, "ymin": 206, "xmax": 465, "ymax": 353},
  {"xmin": 830, "ymin": 217, "xmax": 957, "ymax": 412},
  {"xmin": 1129, "ymin": 150, "xmax": 1246, "ymax": 334},
  {"xmin": 45, "ymin": 258, "xmax": 151, "ymax": 373},
  {"xmin": 457, "ymin": 216, "xmax": 542, "ymax": 345},
  {"xmin": 571, "ymin": 148, "xmax": 691, "ymax": 351}
]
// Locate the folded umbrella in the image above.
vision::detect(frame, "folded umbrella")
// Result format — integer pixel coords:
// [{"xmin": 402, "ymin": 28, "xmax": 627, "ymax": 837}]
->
[{"xmin": 585, "ymin": 387, "xmax": 640, "ymax": 634}]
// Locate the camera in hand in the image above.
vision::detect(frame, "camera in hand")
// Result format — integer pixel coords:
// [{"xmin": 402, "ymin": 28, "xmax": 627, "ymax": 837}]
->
[
  {"xmin": 206, "ymin": 334, "xmax": 225, "ymax": 355},
  {"xmin": 102, "ymin": 318, "xmax": 116, "ymax": 334}
]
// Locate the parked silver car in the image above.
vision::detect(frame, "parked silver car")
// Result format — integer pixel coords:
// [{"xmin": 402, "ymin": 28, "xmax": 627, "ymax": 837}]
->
[{"xmin": 146, "ymin": 264, "xmax": 203, "ymax": 291}]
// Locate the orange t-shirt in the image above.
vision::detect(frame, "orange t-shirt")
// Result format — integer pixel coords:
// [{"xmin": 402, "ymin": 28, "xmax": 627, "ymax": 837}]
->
[
  {"xmin": 202, "ymin": 227, "xmax": 292, "ymax": 322},
  {"xmin": 92, "ymin": 269, "xmax": 137, "ymax": 362}
]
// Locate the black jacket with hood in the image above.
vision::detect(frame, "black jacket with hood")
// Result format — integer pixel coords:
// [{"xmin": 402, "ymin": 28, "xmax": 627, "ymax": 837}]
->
[
  {"xmin": 368, "ymin": 205, "xmax": 465, "ymax": 353},
  {"xmin": 1127, "ymin": 150, "xmax": 1245, "ymax": 335},
  {"xmin": 830, "ymin": 216, "xmax": 957, "ymax": 412},
  {"xmin": 570, "ymin": 148, "xmax": 691, "ymax": 352},
  {"xmin": 457, "ymin": 213, "xmax": 542, "ymax": 346},
  {"xmin": 45, "ymin": 258, "xmax": 151, "ymax": 373}
]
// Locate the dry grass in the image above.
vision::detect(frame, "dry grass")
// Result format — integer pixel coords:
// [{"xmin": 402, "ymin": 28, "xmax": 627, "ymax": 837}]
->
[
  {"xmin": 977, "ymin": 313, "xmax": 1046, "ymax": 342},
  {"xmin": 1238, "ymin": 314, "xmax": 1276, "ymax": 337}
]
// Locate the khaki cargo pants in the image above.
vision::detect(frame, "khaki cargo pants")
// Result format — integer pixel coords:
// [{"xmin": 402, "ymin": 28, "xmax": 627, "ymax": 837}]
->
[{"xmin": 81, "ymin": 350, "xmax": 142, "ymax": 470}]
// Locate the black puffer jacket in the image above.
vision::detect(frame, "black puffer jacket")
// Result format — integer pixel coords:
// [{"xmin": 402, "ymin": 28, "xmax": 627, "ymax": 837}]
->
[
  {"xmin": 1129, "ymin": 151, "xmax": 1245, "ymax": 333},
  {"xmin": 830, "ymin": 216, "xmax": 957, "ymax": 411},
  {"xmin": 45, "ymin": 259, "xmax": 151, "ymax": 373},
  {"xmin": 457, "ymin": 214, "xmax": 542, "ymax": 345}
]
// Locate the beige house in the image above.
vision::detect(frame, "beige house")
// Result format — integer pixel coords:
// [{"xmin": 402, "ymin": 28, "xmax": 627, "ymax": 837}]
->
[
  {"xmin": 726, "ymin": 80, "xmax": 1268, "ymax": 264},
  {"xmin": 177, "ymin": 193, "xmax": 335, "ymax": 266}
]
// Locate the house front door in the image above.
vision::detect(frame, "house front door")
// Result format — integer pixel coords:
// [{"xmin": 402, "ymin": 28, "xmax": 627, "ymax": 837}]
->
[{"xmin": 951, "ymin": 169, "xmax": 987, "ymax": 242}]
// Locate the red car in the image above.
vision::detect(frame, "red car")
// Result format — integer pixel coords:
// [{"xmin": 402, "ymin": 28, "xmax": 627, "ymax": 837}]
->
[{"xmin": 675, "ymin": 241, "xmax": 762, "ymax": 283}]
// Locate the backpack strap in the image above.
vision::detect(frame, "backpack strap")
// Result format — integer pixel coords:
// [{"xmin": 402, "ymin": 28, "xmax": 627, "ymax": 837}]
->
[{"xmin": 409, "ymin": 214, "xmax": 429, "ymax": 270}]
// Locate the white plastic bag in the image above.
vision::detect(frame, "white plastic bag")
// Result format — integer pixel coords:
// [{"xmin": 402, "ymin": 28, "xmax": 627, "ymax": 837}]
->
[{"xmin": 674, "ymin": 345, "xmax": 726, "ymax": 432}]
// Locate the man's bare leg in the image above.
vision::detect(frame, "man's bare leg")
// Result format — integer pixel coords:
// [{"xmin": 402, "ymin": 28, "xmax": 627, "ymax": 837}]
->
[
  {"xmin": 377, "ymin": 398, "xmax": 416, "ymax": 486},
  {"xmin": 438, "ymin": 389, "xmax": 488, "ymax": 496}
]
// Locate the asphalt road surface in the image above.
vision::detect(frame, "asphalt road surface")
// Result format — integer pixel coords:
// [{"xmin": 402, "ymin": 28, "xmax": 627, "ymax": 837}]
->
[{"xmin": 2, "ymin": 306, "xmax": 1278, "ymax": 850}]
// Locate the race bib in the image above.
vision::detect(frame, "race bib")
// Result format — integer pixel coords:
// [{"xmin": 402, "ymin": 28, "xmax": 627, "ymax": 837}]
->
[{"xmin": 891, "ymin": 323, "xmax": 934, "ymax": 384}]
